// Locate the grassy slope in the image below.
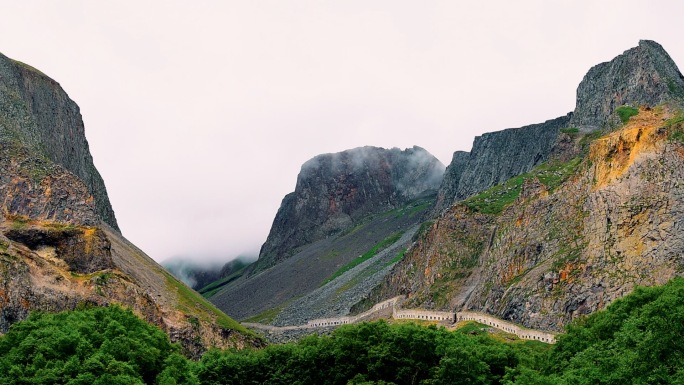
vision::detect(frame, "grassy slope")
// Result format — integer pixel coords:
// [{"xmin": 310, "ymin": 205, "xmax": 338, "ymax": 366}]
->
[{"xmin": 211, "ymin": 194, "xmax": 435, "ymax": 322}]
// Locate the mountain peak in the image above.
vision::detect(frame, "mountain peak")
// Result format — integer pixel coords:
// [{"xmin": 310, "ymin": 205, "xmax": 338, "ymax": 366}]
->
[
  {"xmin": 570, "ymin": 39, "xmax": 684, "ymax": 130},
  {"xmin": 255, "ymin": 145, "xmax": 445, "ymax": 271}
]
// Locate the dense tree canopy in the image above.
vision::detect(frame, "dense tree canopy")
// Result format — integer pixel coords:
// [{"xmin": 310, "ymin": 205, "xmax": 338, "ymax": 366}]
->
[
  {"xmin": 0, "ymin": 305, "xmax": 196, "ymax": 385},
  {"xmin": 2, "ymin": 278, "xmax": 684, "ymax": 384}
]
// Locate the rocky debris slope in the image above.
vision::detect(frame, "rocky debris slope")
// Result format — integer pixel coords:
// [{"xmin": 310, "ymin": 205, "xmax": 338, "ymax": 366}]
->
[
  {"xmin": 0, "ymin": 219, "xmax": 262, "ymax": 358},
  {"xmin": 211, "ymin": 194, "xmax": 434, "ymax": 322},
  {"xmin": 0, "ymin": 53, "xmax": 118, "ymax": 229},
  {"xmin": 271, "ymin": 225, "xmax": 418, "ymax": 327},
  {"xmin": 377, "ymin": 106, "xmax": 684, "ymax": 332},
  {"xmin": 255, "ymin": 146, "xmax": 444, "ymax": 271},
  {"xmin": 0, "ymin": 53, "xmax": 261, "ymax": 356}
]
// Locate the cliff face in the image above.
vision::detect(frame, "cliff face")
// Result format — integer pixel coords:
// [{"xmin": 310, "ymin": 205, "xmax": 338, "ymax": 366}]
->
[
  {"xmin": 256, "ymin": 146, "xmax": 444, "ymax": 271},
  {"xmin": 0, "ymin": 54, "xmax": 260, "ymax": 356},
  {"xmin": 0, "ymin": 53, "xmax": 117, "ymax": 229},
  {"xmin": 570, "ymin": 40, "xmax": 684, "ymax": 130},
  {"xmin": 379, "ymin": 106, "xmax": 684, "ymax": 332},
  {"xmin": 453, "ymin": 114, "xmax": 571, "ymax": 202},
  {"xmin": 434, "ymin": 40, "xmax": 684, "ymax": 210},
  {"xmin": 432, "ymin": 150, "xmax": 469, "ymax": 214}
]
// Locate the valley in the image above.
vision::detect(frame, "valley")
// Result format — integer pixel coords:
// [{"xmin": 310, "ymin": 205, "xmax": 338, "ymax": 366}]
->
[{"xmin": 2, "ymin": 35, "xmax": 684, "ymax": 384}]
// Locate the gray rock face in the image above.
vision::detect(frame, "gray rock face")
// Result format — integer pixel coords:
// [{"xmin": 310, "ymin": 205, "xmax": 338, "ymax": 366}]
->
[
  {"xmin": 433, "ymin": 151, "xmax": 469, "ymax": 214},
  {"xmin": 570, "ymin": 40, "xmax": 684, "ymax": 130},
  {"xmin": 435, "ymin": 40, "xmax": 684, "ymax": 211},
  {"xmin": 454, "ymin": 114, "xmax": 571, "ymax": 201},
  {"xmin": 0, "ymin": 53, "xmax": 118, "ymax": 230},
  {"xmin": 256, "ymin": 146, "xmax": 444, "ymax": 271}
]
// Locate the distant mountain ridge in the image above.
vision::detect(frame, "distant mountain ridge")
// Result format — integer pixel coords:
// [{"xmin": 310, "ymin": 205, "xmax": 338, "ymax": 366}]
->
[
  {"xmin": 433, "ymin": 40, "xmax": 684, "ymax": 213},
  {"xmin": 208, "ymin": 145, "xmax": 444, "ymax": 321}
]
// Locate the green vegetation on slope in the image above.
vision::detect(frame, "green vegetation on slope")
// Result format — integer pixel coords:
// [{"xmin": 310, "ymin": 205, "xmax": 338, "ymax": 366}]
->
[
  {"xmin": 517, "ymin": 277, "xmax": 684, "ymax": 384},
  {"xmin": 0, "ymin": 305, "xmax": 196, "ymax": 385},
  {"xmin": 559, "ymin": 127, "xmax": 579, "ymax": 135},
  {"xmin": 464, "ymin": 157, "xmax": 583, "ymax": 215},
  {"xmin": 616, "ymin": 105, "xmax": 639, "ymax": 123},
  {"xmin": 197, "ymin": 263, "xmax": 251, "ymax": 299},
  {"xmin": 2, "ymin": 278, "xmax": 684, "ymax": 384},
  {"xmin": 197, "ymin": 320, "xmax": 543, "ymax": 385},
  {"xmin": 321, "ymin": 231, "xmax": 404, "ymax": 286},
  {"xmin": 385, "ymin": 248, "xmax": 407, "ymax": 267},
  {"xmin": 666, "ymin": 111, "xmax": 684, "ymax": 143},
  {"xmin": 163, "ymin": 272, "xmax": 250, "ymax": 334}
]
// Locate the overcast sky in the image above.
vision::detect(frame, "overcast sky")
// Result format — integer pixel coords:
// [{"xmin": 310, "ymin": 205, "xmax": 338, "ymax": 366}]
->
[{"xmin": 1, "ymin": 1, "xmax": 683, "ymax": 264}]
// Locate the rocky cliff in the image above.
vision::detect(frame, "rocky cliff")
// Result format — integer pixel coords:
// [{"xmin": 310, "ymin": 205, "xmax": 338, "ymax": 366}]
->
[
  {"xmin": 570, "ymin": 40, "xmax": 684, "ymax": 130},
  {"xmin": 452, "ymin": 114, "xmax": 571, "ymax": 203},
  {"xmin": 0, "ymin": 53, "xmax": 118, "ymax": 229},
  {"xmin": 0, "ymin": 53, "xmax": 260, "ymax": 356},
  {"xmin": 372, "ymin": 40, "xmax": 684, "ymax": 332},
  {"xmin": 434, "ymin": 40, "xmax": 684, "ymax": 211},
  {"xmin": 255, "ymin": 146, "xmax": 444, "ymax": 271},
  {"xmin": 432, "ymin": 150, "xmax": 469, "ymax": 214}
]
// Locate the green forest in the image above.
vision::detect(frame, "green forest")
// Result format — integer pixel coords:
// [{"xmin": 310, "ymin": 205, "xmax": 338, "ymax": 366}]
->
[{"xmin": 2, "ymin": 277, "xmax": 684, "ymax": 384}]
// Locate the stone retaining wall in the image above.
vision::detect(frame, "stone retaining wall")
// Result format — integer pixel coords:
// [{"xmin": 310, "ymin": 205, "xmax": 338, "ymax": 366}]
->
[
  {"xmin": 456, "ymin": 311, "xmax": 556, "ymax": 343},
  {"xmin": 394, "ymin": 309, "xmax": 455, "ymax": 323},
  {"xmin": 249, "ymin": 296, "xmax": 557, "ymax": 344}
]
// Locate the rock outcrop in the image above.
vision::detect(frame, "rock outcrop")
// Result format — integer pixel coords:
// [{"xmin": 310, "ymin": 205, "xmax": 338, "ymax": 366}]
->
[
  {"xmin": 432, "ymin": 151, "xmax": 469, "ymax": 214},
  {"xmin": 256, "ymin": 146, "xmax": 444, "ymax": 271},
  {"xmin": 452, "ymin": 114, "xmax": 571, "ymax": 202},
  {"xmin": 570, "ymin": 40, "xmax": 684, "ymax": 130}
]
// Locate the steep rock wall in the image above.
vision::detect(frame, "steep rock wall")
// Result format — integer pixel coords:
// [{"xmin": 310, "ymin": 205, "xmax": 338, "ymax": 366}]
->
[
  {"xmin": 435, "ymin": 40, "xmax": 684, "ymax": 211},
  {"xmin": 454, "ymin": 114, "xmax": 571, "ymax": 201},
  {"xmin": 433, "ymin": 150, "xmax": 469, "ymax": 214},
  {"xmin": 0, "ymin": 54, "xmax": 260, "ymax": 355},
  {"xmin": 0, "ymin": 53, "xmax": 118, "ymax": 229}
]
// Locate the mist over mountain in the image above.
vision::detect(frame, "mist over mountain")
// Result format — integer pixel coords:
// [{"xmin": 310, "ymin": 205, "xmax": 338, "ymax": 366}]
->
[
  {"xmin": 255, "ymin": 145, "xmax": 444, "ymax": 272},
  {"xmin": 163, "ymin": 255, "xmax": 256, "ymax": 290}
]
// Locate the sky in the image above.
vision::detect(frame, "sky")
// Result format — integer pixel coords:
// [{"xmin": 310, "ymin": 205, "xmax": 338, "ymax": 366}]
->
[{"xmin": 1, "ymin": 1, "xmax": 683, "ymax": 264}]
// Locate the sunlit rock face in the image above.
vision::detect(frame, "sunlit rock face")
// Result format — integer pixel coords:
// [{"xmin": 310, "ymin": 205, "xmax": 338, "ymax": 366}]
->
[{"xmin": 376, "ymin": 40, "xmax": 684, "ymax": 333}]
